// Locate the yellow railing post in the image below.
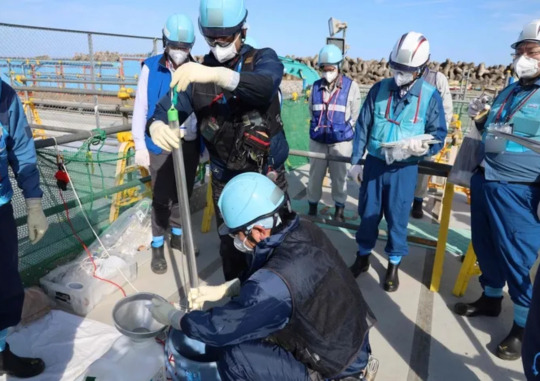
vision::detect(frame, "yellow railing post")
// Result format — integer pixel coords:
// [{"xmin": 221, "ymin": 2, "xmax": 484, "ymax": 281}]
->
[
  {"xmin": 201, "ymin": 177, "xmax": 214, "ymax": 233},
  {"xmin": 430, "ymin": 181, "xmax": 455, "ymax": 292},
  {"xmin": 453, "ymin": 243, "xmax": 481, "ymax": 297}
]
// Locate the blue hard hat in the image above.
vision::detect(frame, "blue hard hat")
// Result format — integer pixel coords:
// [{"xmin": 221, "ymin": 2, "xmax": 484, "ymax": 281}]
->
[
  {"xmin": 163, "ymin": 14, "xmax": 195, "ymax": 49},
  {"xmin": 243, "ymin": 36, "xmax": 258, "ymax": 49},
  {"xmin": 218, "ymin": 173, "xmax": 285, "ymax": 233},
  {"xmin": 199, "ymin": 0, "xmax": 248, "ymax": 38},
  {"xmin": 318, "ymin": 44, "xmax": 343, "ymax": 67}
]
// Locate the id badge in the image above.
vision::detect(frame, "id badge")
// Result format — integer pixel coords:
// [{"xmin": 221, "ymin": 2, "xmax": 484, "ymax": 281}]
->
[{"xmin": 485, "ymin": 123, "xmax": 512, "ymax": 153}]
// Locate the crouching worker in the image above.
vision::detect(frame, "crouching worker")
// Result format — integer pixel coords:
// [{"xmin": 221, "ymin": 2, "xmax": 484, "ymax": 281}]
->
[{"xmin": 149, "ymin": 172, "xmax": 377, "ymax": 381}]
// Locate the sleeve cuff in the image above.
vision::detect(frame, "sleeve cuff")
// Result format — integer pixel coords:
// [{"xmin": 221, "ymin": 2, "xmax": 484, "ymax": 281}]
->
[{"xmin": 223, "ymin": 72, "xmax": 240, "ymax": 91}]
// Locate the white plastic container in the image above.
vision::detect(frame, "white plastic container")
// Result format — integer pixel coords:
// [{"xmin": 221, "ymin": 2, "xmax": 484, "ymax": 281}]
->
[
  {"xmin": 79, "ymin": 336, "xmax": 166, "ymax": 381},
  {"xmin": 40, "ymin": 255, "xmax": 137, "ymax": 315}
]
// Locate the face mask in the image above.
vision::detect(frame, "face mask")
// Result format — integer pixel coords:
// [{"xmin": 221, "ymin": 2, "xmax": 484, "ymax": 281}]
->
[
  {"xmin": 233, "ymin": 235, "xmax": 253, "ymax": 254},
  {"xmin": 323, "ymin": 71, "xmax": 339, "ymax": 83},
  {"xmin": 514, "ymin": 55, "xmax": 540, "ymax": 79},
  {"xmin": 393, "ymin": 71, "xmax": 415, "ymax": 87},
  {"xmin": 211, "ymin": 35, "xmax": 239, "ymax": 63},
  {"xmin": 168, "ymin": 49, "xmax": 188, "ymax": 65}
]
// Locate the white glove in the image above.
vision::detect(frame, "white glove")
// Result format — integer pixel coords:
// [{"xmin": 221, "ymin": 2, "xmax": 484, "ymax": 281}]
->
[
  {"xmin": 347, "ymin": 164, "xmax": 363, "ymax": 184},
  {"xmin": 134, "ymin": 149, "xmax": 150, "ymax": 169},
  {"xmin": 171, "ymin": 62, "xmax": 237, "ymax": 92},
  {"xmin": 149, "ymin": 120, "xmax": 179, "ymax": 151},
  {"xmin": 468, "ymin": 95, "xmax": 492, "ymax": 119},
  {"xmin": 407, "ymin": 138, "xmax": 430, "ymax": 156},
  {"xmin": 188, "ymin": 278, "xmax": 241, "ymax": 310},
  {"xmin": 26, "ymin": 198, "xmax": 48, "ymax": 244},
  {"xmin": 148, "ymin": 298, "xmax": 183, "ymax": 330}
]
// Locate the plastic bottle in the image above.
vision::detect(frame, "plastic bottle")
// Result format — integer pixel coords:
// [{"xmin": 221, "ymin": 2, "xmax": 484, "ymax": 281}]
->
[{"xmin": 80, "ymin": 336, "xmax": 166, "ymax": 381}]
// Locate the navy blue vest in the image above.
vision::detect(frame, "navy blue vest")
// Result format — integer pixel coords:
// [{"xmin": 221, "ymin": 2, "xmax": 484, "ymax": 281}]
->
[
  {"xmin": 265, "ymin": 220, "xmax": 375, "ymax": 377},
  {"xmin": 144, "ymin": 54, "xmax": 171, "ymax": 154},
  {"xmin": 310, "ymin": 75, "xmax": 354, "ymax": 144}
]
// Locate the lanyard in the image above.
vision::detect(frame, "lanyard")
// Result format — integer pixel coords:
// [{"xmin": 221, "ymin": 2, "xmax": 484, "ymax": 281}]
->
[
  {"xmin": 316, "ymin": 76, "xmax": 343, "ymax": 129},
  {"xmin": 384, "ymin": 88, "xmax": 423, "ymax": 126},
  {"xmin": 494, "ymin": 87, "xmax": 539, "ymax": 123}
]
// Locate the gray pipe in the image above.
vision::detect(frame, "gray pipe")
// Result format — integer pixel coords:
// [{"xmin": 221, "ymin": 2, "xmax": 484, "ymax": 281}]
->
[
  {"xmin": 288, "ymin": 149, "xmax": 452, "ymax": 177},
  {"xmin": 34, "ymin": 124, "xmax": 130, "ymax": 148},
  {"xmin": 19, "ymin": 78, "xmax": 138, "ymax": 86},
  {"xmin": 14, "ymin": 86, "xmax": 130, "ymax": 97},
  {"xmin": 169, "ymin": 118, "xmax": 199, "ymax": 290}
]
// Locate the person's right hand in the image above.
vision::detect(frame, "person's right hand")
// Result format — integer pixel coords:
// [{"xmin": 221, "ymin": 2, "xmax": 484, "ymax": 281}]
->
[
  {"xmin": 468, "ymin": 95, "xmax": 492, "ymax": 119},
  {"xmin": 148, "ymin": 298, "xmax": 183, "ymax": 330},
  {"xmin": 134, "ymin": 149, "xmax": 150, "ymax": 169},
  {"xmin": 149, "ymin": 121, "xmax": 179, "ymax": 151},
  {"xmin": 348, "ymin": 165, "xmax": 364, "ymax": 185}
]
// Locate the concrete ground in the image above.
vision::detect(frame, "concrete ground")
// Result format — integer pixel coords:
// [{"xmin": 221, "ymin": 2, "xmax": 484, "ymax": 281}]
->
[{"xmin": 74, "ymin": 166, "xmax": 525, "ymax": 380}]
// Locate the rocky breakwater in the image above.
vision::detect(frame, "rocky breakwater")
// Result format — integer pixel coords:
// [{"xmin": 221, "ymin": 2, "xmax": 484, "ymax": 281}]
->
[{"xmin": 282, "ymin": 55, "xmax": 514, "ymax": 88}]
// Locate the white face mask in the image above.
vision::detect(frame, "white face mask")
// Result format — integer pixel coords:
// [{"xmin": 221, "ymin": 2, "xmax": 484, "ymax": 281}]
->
[
  {"xmin": 168, "ymin": 48, "xmax": 188, "ymax": 65},
  {"xmin": 233, "ymin": 235, "xmax": 253, "ymax": 253},
  {"xmin": 323, "ymin": 71, "xmax": 339, "ymax": 83},
  {"xmin": 514, "ymin": 55, "xmax": 540, "ymax": 79},
  {"xmin": 393, "ymin": 70, "xmax": 415, "ymax": 87},
  {"xmin": 211, "ymin": 35, "xmax": 240, "ymax": 63}
]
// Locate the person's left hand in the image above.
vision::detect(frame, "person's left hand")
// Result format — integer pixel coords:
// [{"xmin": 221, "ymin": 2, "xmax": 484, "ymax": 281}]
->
[
  {"xmin": 26, "ymin": 198, "xmax": 49, "ymax": 244},
  {"xmin": 405, "ymin": 138, "xmax": 430, "ymax": 156},
  {"xmin": 188, "ymin": 278, "xmax": 241, "ymax": 310},
  {"xmin": 171, "ymin": 62, "xmax": 235, "ymax": 92}
]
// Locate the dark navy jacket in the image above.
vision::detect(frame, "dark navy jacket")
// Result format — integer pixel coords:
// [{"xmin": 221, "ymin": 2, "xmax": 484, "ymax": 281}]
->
[
  {"xmin": 351, "ymin": 78, "xmax": 447, "ymax": 165},
  {"xmin": 0, "ymin": 80, "xmax": 42, "ymax": 205},
  {"xmin": 150, "ymin": 45, "xmax": 288, "ymax": 173},
  {"xmin": 180, "ymin": 216, "xmax": 369, "ymax": 379}
]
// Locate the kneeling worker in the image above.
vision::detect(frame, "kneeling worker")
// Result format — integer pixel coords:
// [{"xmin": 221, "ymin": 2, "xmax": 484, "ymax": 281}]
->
[{"xmin": 150, "ymin": 172, "xmax": 376, "ymax": 381}]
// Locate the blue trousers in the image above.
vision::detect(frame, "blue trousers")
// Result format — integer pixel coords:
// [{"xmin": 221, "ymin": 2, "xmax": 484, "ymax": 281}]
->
[
  {"xmin": 356, "ymin": 155, "xmax": 418, "ymax": 257},
  {"xmin": 0, "ymin": 203, "xmax": 24, "ymax": 330},
  {"xmin": 217, "ymin": 337, "xmax": 370, "ymax": 381},
  {"xmin": 523, "ymin": 272, "xmax": 540, "ymax": 380},
  {"xmin": 470, "ymin": 171, "xmax": 540, "ymax": 307}
]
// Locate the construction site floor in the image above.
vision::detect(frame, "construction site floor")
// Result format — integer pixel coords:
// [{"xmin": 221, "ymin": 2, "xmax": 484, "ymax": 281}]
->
[{"xmin": 10, "ymin": 165, "xmax": 528, "ymax": 380}]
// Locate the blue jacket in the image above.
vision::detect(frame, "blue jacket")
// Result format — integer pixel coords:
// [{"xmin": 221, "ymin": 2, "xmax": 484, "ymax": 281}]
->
[
  {"xmin": 143, "ymin": 54, "xmax": 171, "ymax": 154},
  {"xmin": 351, "ymin": 78, "xmax": 447, "ymax": 165},
  {"xmin": 150, "ymin": 45, "xmax": 288, "ymax": 172},
  {"xmin": 478, "ymin": 79, "xmax": 540, "ymax": 183},
  {"xmin": 310, "ymin": 75, "xmax": 354, "ymax": 144},
  {"xmin": 0, "ymin": 80, "xmax": 42, "ymax": 205},
  {"xmin": 180, "ymin": 215, "xmax": 368, "ymax": 378}
]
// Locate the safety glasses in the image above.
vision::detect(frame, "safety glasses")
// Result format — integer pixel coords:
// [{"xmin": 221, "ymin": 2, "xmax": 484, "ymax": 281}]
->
[{"xmin": 204, "ymin": 33, "xmax": 239, "ymax": 48}]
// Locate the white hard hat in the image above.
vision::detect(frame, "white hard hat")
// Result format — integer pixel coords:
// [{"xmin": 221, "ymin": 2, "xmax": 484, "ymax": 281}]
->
[
  {"xmin": 511, "ymin": 19, "xmax": 540, "ymax": 49},
  {"xmin": 389, "ymin": 32, "xmax": 430, "ymax": 72}
]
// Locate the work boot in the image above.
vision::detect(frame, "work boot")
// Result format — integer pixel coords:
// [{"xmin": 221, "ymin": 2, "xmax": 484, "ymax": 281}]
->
[
  {"xmin": 383, "ymin": 262, "xmax": 400, "ymax": 292},
  {"xmin": 151, "ymin": 245, "xmax": 167, "ymax": 274},
  {"xmin": 170, "ymin": 234, "xmax": 200, "ymax": 257},
  {"xmin": 334, "ymin": 206, "xmax": 345, "ymax": 222},
  {"xmin": 0, "ymin": 343, "xmax": 45, "ymax": 378},
  {"xmin": 349, "ymin": 253, "xmax": 370, "ymax": 278},
  {"xmin": 308, "ymin": 202, "xmax": 318, "ymax": 217},
  {"xmin": 454, "ymin": 293, "xmax": 502, "ymax": 317},
  {"xmin": 496, "ymin": 322, "xmax": 524, "ymax": 361},
  {"xmin": 411, "ymin": 199, "xmax": 423, "ymax": 219}
]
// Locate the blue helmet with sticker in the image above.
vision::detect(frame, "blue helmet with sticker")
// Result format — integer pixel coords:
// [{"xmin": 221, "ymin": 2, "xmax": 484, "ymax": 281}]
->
[
  {"xmin": 318, "ymin": 44, "xmax": 343, "ymax": 68},
  {"xmin": 218, "ymin": 173, "xmax": 285, "ymax": 233},
  {"xmin": 162, "ymin": 14, "xmax": 195, "ymax": 49},
  {"xmin": 199, "ymin": 0, "xmax": 248, "ymax": 38}
]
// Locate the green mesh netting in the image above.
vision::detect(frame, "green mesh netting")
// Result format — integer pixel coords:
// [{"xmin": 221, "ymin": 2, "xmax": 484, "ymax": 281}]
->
[
  {"xmin": 281, "ymin": 98, "xmax": 311, "ymax": 169},
  {"xmin": 12, "ymin": 135, "xmax": 143, "ymax": 286}
]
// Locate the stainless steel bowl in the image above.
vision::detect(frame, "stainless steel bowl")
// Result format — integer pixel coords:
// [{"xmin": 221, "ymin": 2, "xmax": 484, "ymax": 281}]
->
[{"xmin": 112, "ymin": 292, "xmax": 168, "ymax": 341}]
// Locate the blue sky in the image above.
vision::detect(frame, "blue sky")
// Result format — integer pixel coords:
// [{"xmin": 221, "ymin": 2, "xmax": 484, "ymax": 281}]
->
[{"xmin": 3, "ymin": 0, "xmax": 540, "ymax": 65}]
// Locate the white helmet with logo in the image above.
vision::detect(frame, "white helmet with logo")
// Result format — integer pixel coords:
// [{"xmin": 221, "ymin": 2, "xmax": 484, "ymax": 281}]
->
[
  {"xmin": 389, "ymin": 31, "xmax": 430, "ymax": 72},
  {"xmin": 511, "ymin": 19, "xmax": 540, "ymax": 49}
]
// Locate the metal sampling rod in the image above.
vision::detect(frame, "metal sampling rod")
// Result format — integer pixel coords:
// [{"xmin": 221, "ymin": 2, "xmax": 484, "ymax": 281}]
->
[{"xmin": 167, "ymin": 95, "xmax": 199, "ymax": 290}]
